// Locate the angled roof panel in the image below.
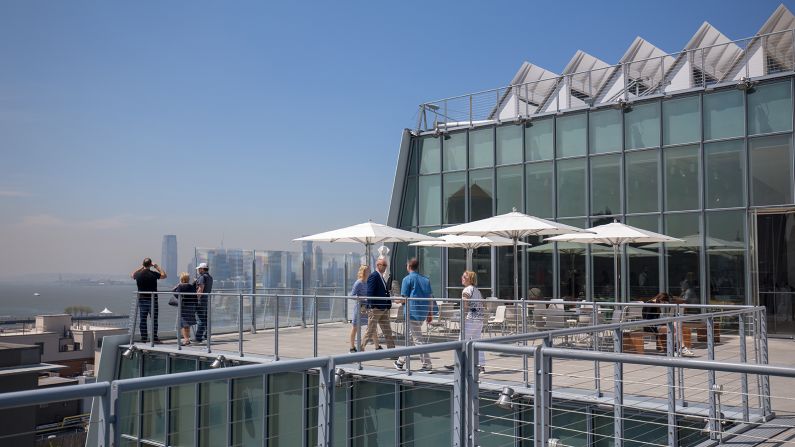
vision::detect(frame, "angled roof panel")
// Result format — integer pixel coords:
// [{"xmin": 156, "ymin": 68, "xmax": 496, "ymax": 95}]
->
[
  {"xmin": 539, "ymin": 51, "xmax": 610, "ymax": 112},
  {"xmin": 491, "ymin": 62, "xmax": 559, "ymax": 120},
  {"xmin": 595, "ymin": 37, "xmax": 675, "ymax": 103}
]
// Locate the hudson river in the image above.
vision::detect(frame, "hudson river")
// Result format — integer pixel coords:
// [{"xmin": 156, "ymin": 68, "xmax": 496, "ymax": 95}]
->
[{"xmin": 0, "ymin": 281, "xmax": 137, "ymax": 318}]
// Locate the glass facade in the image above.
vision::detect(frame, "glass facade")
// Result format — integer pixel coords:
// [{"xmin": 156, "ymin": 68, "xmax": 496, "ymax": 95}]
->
[{"xmin": 396, "ymin": 78, "xmax": 795, "ymax": 304}]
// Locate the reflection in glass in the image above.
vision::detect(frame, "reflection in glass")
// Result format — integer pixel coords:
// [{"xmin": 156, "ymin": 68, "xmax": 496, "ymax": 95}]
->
[
  {"xmin": 496, "ymin": 165, "xmax": 522, "ymax": 214},
  {"xmin": 750, "ymin": 134, "xmax": 793, "ymax": 206},
  {"xmin": 665, "ymin": 213, "xmax": 700, "ymax": 304},
  {"xmin": 401, "ymin": 386, "xmax": 452, "ymax": 445},
  {"xmin": 469, "ymin": 128, "xmax": 494, "ymax": 169},
  {"xmin": 352, "ymin": 380, "xmax": 395, "ymax": 446},
  {"xmin": 625, "ymin": 150, "xmax": 659, "ymax": 213},
  {"xmin": 592, "ymin": 241, "xmax": 617, "ymax": 302},
  {"xmin": 703, "ymin": 89, "xmax": 744, "ymax": 140},
  {"xmin": 470, "ymin": 169, "xmax": 494, "ymax": 221},
  {"xmin": 443, "ymin": 172, "xmax": 466, "ymax": 224},
  {"xmin": 497, "ymin": 125, "xmax": 523, "ymax": 165},
  {"xmin": 400, "ymin": 176, "xmax": 417, "ymax": 228},
  {"xmin": 664, "ymin": 145, "xmax": 699, "ymax": 211},
  {"xmin": 473, "ymin": 247, "xmax": 492, "ymax": 297},
  {"xmin": 551, "ymin": 407, "xmax": 587, "ymax": 446},
  {"xmin": 589, "ymin": 108, "xmax": 621, "ymax": 153},
  {"xmin": 418, "ymin": 175, "xmax": 441, "ymax": 226},
  {"xmin": 419, "ymin": 244, "xmax": 442, "ymax": 299},
  {"xmin": 267, "ymin": 373, "xmax": 304, "ymax": 446},
  {"xmin": 447, "ymin": 247, "xmax": 466, "ymax": 297},
  {"xmin": 118, "ymin": 352, "xmax": 140, "ymax": 440},
  {"xmin": 663, "ymin": 95, "xmax": 700, "ymax": 146},
  {"xmin": 557, "ymin": 158, "xmax": 586, "ymax": 217},
  {"xmin": 590, "ymin": 154, "xmax": 620, "ymax": 217},
  {"xmin": 232, "ymin": 377, "xmax": 264, "ymax": 446},
  {"xmin": 142, "ymin": 353, "xmax": 167, "ymax": 444},
  {"xmin": 626, "ymin": 215, "xmax": 660, "ymax": 300},
  {"xmin": 443, "ymin": 132, "xmax": 467, "ymax": 171},
  {"xmin": 419, "ymin": 137, "xmax": 440, "ymax": 174},
  {"xmin": 705, "ymin": 139, "xmax": 745, "ymax": 208},
  {"xmin": 624, "ymin": 101, "xmax": 660, "ymax": 149},
  {"xmin": 558, "ymin": 218, "xmax": 586, "ymax": 299},
  {"xmin": 756, "ymin": 213, "xmax": 795, "ymax": 334},
  {"xmin": 526, "ymin": 162, "xmax": 553, "ymax": 218},
  {"xmin": 556, "ymin": 113, "xmax": 587, "ymax": 157},
  {"xmin": 706, "ymin": 210, "xmax": 746, "ymax": 305},
  {"xmin": 169, "ymin": 357, "xmax": 196, "ymax": 446},
  {"xmin": 748, "ymin": 81, "xmax": 792, "ymax": 135},
  {"xmin": 497, "ymin": 244, "xmax": 523, "ymax": 299},
  {"xmin": 526, "ymin": 235, "xmax": 553, "ymax": 299},
  {"xmin": 526, "ymin": 118, "xmax": 554, "ymax": 161},
  {"xmin": 198, "ymin": 373, "xmax": 228, "ymax": 447},
  {"xmin": 478, "ymin": 392, "xmax": 518, "ymax": 447}
]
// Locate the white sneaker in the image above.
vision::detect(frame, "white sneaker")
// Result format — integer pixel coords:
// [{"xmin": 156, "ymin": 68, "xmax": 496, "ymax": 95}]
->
[
  {"xmin": 680, "ymin": 347, "xmax": 695, "ymax": 357},
  {"xmin": 419, "ymin": 364, "xmax": 433, "ymax": 373}
]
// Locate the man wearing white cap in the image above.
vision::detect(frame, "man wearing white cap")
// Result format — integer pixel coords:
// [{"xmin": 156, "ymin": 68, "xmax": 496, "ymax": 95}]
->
[{"xmin": 193, "ymin": 263, "xmax": 213, "ymax": 343}]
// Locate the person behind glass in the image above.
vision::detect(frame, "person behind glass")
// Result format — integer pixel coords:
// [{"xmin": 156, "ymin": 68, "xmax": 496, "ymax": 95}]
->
[
  {"xmin": 131, "ymin": 258, "xmax": 167, "ymax": 343},
  {"xmin": 446, "ymin": 270, "xmax": 486, "ymax": 373},
  {"xmin": 172, "ymin": 272, "xmax": 197, "ymax": 346},
  {"xmin": 394, "ymin": 257, "xmax": 437, "ymax": 372},
  {"xmin": 643, "ymin": 292, "xmax": 669, "ymax": 352},
  {"xmin": 348, "ymin": 265, "xmax": 370, "ymax": 353},
  {"xmin": 363, "ymin": 257, "xmax": 396, "ymax": 351},
  {"xmin": 193, "ymin": 263, "xmax": 213, "ymax": 343}
]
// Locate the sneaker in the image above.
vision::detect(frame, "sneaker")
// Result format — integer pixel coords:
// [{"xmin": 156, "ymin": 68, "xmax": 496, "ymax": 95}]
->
[
  {"xmin": 680, "ymin": 347, "xmax": 695, "ymax": 357},
  {"xmin": 419, "ymin": 364, "xmax": 433, "ymax": 373},
  {"xmin": 394, "ymin": 360, "xmax": 405, "ymax": 371},
  {"xmin": 478, "ymin": 366, "xmax": 486, "ymax": 374},
  {"xmin": 152, "ymin": 338, "xmax": 162, "ymax": 344},
  {"xmin": 376, "ymin": 346, "xmax": 383, "ymax": 350},
  {"xmin": 349, "ymin": 347, "xmax": 357, "ymax": 353},
  {"xmin": 443, "ymin": 364, "xmax": 454, "ymax": 370}
]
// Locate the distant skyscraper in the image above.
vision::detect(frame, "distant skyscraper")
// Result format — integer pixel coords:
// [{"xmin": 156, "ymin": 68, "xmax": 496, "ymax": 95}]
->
[
  {"xmin": 161, "ymin": 235, "xmax": 178, "ymax": 282},
  {"xmin": 313, "ymin": 246, "xmax": 324, "ymax": 286}
]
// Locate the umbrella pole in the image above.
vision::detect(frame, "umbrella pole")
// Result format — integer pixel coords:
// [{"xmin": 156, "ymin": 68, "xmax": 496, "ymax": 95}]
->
[
  {"xmin": 613, "ymin": 244, "xmax": 619, "ymax": 303},
  {"xmin": 513, "ymin": 237, "xmax": 519, "ymax": 301},
  {"xmin": 365, "ymin": 243, "xmax": 371, "ymax": 267},
  {"xmin": 466, "ymin": 248, "xmax": 473, "ymax": 271}
]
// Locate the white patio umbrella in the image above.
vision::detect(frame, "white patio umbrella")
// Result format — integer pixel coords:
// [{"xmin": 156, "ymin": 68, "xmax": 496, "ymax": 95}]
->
[
  {"xmin": 410, "ymin": 235, "xmax": 529, "ymax": 270},
  {"xmin": 431, "ymin": 209, "xmax": 589, "ymax": 301},
  {"xmin": 293, "ymin": 221, "xmax": 436, "ymax": 267},
  {"xmin": 546, "ymin": 222, "xmax": 682, "ymax": 302}
]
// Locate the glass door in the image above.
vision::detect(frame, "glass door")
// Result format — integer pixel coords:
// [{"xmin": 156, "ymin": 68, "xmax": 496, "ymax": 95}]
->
[{"xmin": 755, "ymin": 210, "xmax": 795, "ymax": 336}]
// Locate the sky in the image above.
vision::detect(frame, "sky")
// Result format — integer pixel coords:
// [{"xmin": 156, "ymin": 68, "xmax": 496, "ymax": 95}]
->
[{"xmin": 0, "ymin": 0, "xmax": 791, "ymax": 278}]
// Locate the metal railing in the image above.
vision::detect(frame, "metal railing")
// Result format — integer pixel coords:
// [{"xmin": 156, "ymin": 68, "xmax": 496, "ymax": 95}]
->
[{"xmin": 416, "ymin": 28, "xmax": 795, "ymax": 133}]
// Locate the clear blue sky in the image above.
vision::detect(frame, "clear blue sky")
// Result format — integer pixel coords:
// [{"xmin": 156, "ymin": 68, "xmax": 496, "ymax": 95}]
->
[{"xmin": 0, "ymin": 0, "xmax": 790, "ymax": 277}]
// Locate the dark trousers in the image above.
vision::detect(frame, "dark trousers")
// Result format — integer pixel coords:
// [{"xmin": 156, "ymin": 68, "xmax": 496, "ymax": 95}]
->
[
  {"xmin": 138, "ymin": 296, "xmax": 159, "ymax": 341},
  {"xmin": 195, "ymin": 298, "xmax": 208, "ymax": 341}
]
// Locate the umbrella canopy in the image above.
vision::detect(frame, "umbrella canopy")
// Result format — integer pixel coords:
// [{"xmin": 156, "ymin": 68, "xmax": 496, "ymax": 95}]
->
[
  {"xmin": 545, "ymin": 222, "xmax": 681, "ymax": 302},
  {"xmin": 411, "ymin": 235, "xmax": 529, "ymax": 270},
  {"xmin": 528, "ymin": 242, "xmax": 658, "ymax": 257},
  {"xmin": 100, "ymin": 307, "xmax": 113, "ymax": 314},
  {"xmin": 431, "ymin": 209, "xmax": 589, "ymax": 300},
  {"xmin": 665, "ymin": 234, "xmax": 745, "ymax": 252},
  {"xmin": 294, "ymin": 221, "xmax": 436, "ymax": 266}
]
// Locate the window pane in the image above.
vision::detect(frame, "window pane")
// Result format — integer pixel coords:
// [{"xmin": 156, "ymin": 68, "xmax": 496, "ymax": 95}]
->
[
  {"xmin": 400, "ymin": 386, "xmax": 451, "ymax": 445},
  {"xmin": 199, "ymin": 378, "xmax": 228, "ymax": 447},
  {"xmin": 663, "ymin": 95, "xmax": 700, "ymax": 145},
  {"xmin": 666, "ymin": 213, "xmax": 700, "ymax": 304},
  {"xmin": 705, "ymin": 139, "xmax": 745, "ymax": 208},
  {"xmin": 447, "ymin": 247, "xmax": 466, "ymax": 297},
  {"xmin": 559, "ymin": 218, "xmax": 586, "ymax": 299},
  {"xmin": 527, "ymin": 235, "xmax": 554, "ymax": 298},
  {"xmin": 470, "ymin": 169, "xmax": 494, "ymax": 221},
  {"xmin": 748, "ymin": 81, "xmax": 792, "ymax": 135},
  {"xmin": 592, "ymin": 240, "xmax": 617, "ymax": 301},
  {"xmin": 142, "ymin": 354, "xmax": 167, "ymax": 444},
  {"xmin": 589, "ymin": 108, "xmax": 621, "ymax": 153},
  {"xmin": 419, "ymin": 228, "xmax": 442, "ymax": 297},
  {"xmin": 750, "ymin": 134, "xmax": 793, "ymax": 206},
  {"xmin": 664, "ymin": 145, "xmax": 699, "ymax": 211},
  {"xmin": 478, "ymin": 392, "xmax": 518, "ymax": 447},
  {"xmin": 474, "ymin": 246, "xmax": 493, "ymax": 297},
  {"xmin": 497, "ymin": 244, "xmax": 523, "ymax": 299},
  {"xmin": 704, "ymin": 89, "xmax": 744, "ymax": 140},
  {"xmin": 625, "ymin": 101, "xmax": 660, "ymax": 149},
  {"xmin": 706, "ymin": 210, "xmax": 746, "ymax": 305},
  {"xmin": 232, "ymin": 377, "xmax": 264, "ymax": 446},
  {"xmin": 526, "ymin": 117, "xmax": 553, "ymax": 161},
  {"xmin": 591, "ymin": 154, "xmax": 621, "ymax": 217},
  {"xmin": 352, "ymin": 380, "xmax": 395, "ymax": 446},
  {"xmin": 418, "ymin": 175, "xmax": 441, "ymax": 226},
  {"xmin": 551, "ymin": 407, "xmax": 587, "ymax": 447},
  {"xmin": 497, "ymin": 125, "xmax": 523, "ymax": 165},
  {"xmin": 626, "ymin": 150, "xmax": 659, "ymax": 213},
  {"xmin": 419, "ymin": 137, "xmax": 440, "ymax": 174},
  {"xmin": 626, "ymin": 215, "xmax": 660, "ymax": 300},
  {"xmin": 400, "ymin": 176, "xmax": 417, "ymax": 228},
  {"xmin": 443, "ymin": 172, "xmax": 466, "ymax": 224},
  {"xmin": 526, "ymin": 162, "xmax": 553, "ymax": 218},
  {"xmin": 496, "ymin": 165, "xmax": 523, "ymax": 214},
  {"xmin": 556, "ymin": 113, "xmax": 586, "ymax": 157},
  {"xmin": 557, "ymin": 158, "xmax": 586, "ymax": 217},
  {"xmin": 267, "ymin": 373, "xmax": 303, "ymax": 446},
  {"xmin": 443, "ymin": 131, "xmax": 467, "ymax": 171},
  {"xmin": 469, "ymin": 128, "xmax": 494, "ymax": 169},
  {"xmin": 169, "ymin": 358, "xmax": 196, "ymax": 447}
]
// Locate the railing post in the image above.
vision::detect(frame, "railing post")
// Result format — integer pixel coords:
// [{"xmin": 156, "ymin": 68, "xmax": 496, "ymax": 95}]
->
[
  {"xmin": 356, "ymin": 297, "xmax": 363, "ymax": 370},
  {"xmin": 274, "ymin": 295, "xmax": 280, "ymax": 361},
  {"xmin": 239, "ymin": 293, "xmax": 244, "ymax": 357},
  {"xmin": 613, "ymin": 329, "xmax": 624, "ymax": 447},
  {"xmin": 206, "ymin": 295, "xmax": 212, "ymax": 354},
  {"xmin": 537, "ymin": 341, "xmax": 552, "ymax": 447},
  {"xmin": 405, "ymin": 298, "xmax": 412, "ymax": 376},
  {"xmin": 666, "ymin": 321, "xmax": 678, "ymax": 447},
  {"xmin": 469, "ymin": 95, "xmax": 473, "ymax": 128},
  {"xmin": 109, "ymin": 383, "xmax": 120, "ymax": 447},
  {"xmin": 130, "ymin": 293, "xmax": 139, "ymax": 345},
  {"xmin": 100, "ymin": 385, "xmax": 112, "ymax": 447},
  {"xmin": 317, "ymin": 358, "xmax": 334, "ymax": 447},
  {"xmin": 759, "ymin": 307, "xmax": 772, "ymax": 420},
  {"xmin": 150, "ymin": 294, "xmax": 155, "ymax": 348},
  {"xmin": 522, "ymin": 298, "xmax": 529, "ymax": 387},
  {"xmin": 593, "ymin": 303, "xmax": 601, "ymax": 397},
  {"xmin": 677, "ymin": 305, "xmax": 685, "ymax": 405},
  {"xmin": 739, "ymin": 313, "xmax": 750, "ymax": 422},
  {"xmin": 177, "ymin": 293, "xmax": 182, "ymax": 350},
  {"xmin": 467, "ymin": 342, "xmax": 480, "ymax": 447},
  {"xmin": 707, "ymin": 316, "xmax": 718, "ymax": 438},
  {"xmin": 452, "ymin": 344, "xmax": 467, "ymax": 447},
  {"xmin": 313, "ymin": 294, "xmax": 319, "ymax": 358}
]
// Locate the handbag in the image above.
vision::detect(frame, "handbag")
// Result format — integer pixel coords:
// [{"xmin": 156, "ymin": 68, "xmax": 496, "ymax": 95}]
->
[{"xmin": 169, "ymin": 285, "xmax": 181, "ymax": 307}]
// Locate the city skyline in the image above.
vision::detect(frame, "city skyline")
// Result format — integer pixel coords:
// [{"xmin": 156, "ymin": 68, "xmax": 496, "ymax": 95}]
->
[{"xmin": 0, "ymin": 0, "xmax": 790, "ymax": 278}]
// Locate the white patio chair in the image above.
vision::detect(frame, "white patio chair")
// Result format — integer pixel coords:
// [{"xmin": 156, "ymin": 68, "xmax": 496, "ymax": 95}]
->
[{"xmin": 486, "ymin": 305, "xmax": 506, "ymax": 337}]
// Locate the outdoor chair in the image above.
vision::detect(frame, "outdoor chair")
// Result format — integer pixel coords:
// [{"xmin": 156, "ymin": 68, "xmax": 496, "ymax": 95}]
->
[
  {"xmin": 486, "ymin": 305, "xmax": 506, "ymax": 336},
  {"xmin": 427, "ymin": 303, "xmax": 456, "ymax": 338},
  {"xmin": 503, "ymin": 305, "xmax": 520, "ymax": 334},
  {"xmin": 532, "ymin": 303, "xmax": 548, "ymax": 330},
  {"xmin": 390, "ymin": 304, "xmax": 404, "ymax": 336}
]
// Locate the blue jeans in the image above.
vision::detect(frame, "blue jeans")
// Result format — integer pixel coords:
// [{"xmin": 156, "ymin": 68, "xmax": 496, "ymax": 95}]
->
[
  {"xmin": 138, "ymin": 296, "xmax": 159, "ymax": 341},
  {"xmin": 195, "ymin": 297, "xmax": 208, "ymax": 341}
]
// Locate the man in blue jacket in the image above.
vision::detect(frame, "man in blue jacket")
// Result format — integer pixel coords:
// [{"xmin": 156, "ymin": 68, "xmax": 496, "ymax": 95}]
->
[
  {"xmin": 394, "ymin": 257, "xmax": 437, "ymax": 372},
  {"xmin": 363, "ymin": 257, "xmax": 396, "ymax": 351}
]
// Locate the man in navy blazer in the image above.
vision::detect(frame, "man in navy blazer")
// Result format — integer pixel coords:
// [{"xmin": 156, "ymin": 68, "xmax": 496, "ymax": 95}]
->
[{"xmin": 363, "ymin": 256, "xmax": 396, "ymax": 350}]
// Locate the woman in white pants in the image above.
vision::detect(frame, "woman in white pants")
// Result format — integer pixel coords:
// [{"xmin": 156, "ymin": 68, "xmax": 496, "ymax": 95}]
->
[{"xmin": 447, "ymin": 270, "xmax": 486, "ymax": 372}]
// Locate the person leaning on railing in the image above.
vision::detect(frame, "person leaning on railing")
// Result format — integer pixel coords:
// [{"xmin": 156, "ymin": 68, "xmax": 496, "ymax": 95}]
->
[{"xmin": 131, "ymin": 257, "xmax": 167, "ymax": 344}]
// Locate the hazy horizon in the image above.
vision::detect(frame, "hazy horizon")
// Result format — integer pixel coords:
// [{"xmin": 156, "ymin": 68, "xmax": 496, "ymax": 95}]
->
[{"xmin": 1, "ymin": 0, "xmax": 787, "ymax": 277}]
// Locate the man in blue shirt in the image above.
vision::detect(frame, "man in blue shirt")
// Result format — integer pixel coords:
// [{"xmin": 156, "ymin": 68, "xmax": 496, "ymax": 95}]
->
[{"xmin": 394, "ymin": 257, "xmax": 437, "ymax": 372}]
